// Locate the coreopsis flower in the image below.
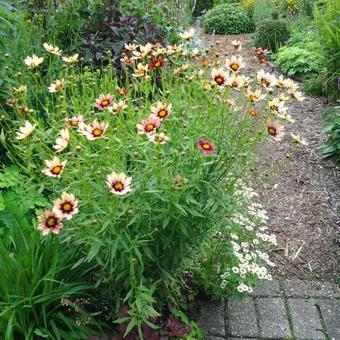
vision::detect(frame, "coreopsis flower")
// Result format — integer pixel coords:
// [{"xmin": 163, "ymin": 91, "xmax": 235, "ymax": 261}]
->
[
  {"xmin": 121, "ymin": 55, "xmax": 133, "ymax": 65},
  {"xmin": 228, "ymin": 74, "xmax": 244, "ymax": 91},
  {"xmin": 133, "ymin": 43, "xmax": 153, "ymax": 59},
  {"xmin": 290, "ymin": 133, "xmax": 308, "ymax": 145},
  {"xmin": 266, "ymin": 121, "xmax": 285, "ymax": 141},
  {"xmin": 241, "ymin": 75, "xmax": 252, "ymax": 87},
  {"xmin": 252, "ymin": 47, "xmax": 271, "ymax": 57},
  {"xmin": 246, "ymin": 88, "xmax": 266, "ymax": 103},
  {"xmin": 117, "ymin": 88, "xmax": 129, "ymax": 96},
  {"xmin": 179, "ymin": 28, "xmax": 195, "ymax": 40},
  {"xmin": 80, "ymin": 120, "xmax": 108, "ymax": 140},
  {"xmin": 278, "ymin": 93, "xmax": 289, "ymax": 101},
  {"xmin": 62, "ymin": 54, "xmax": 79, "ymax": 63},
  {"xmin": 106, "ymin": 172, "xmax": 132, "ymax": 196},
  {"xmin": 249, "ymin": 108, "xmax": 259, "ymax": 117},
  {"xmin": 18, "ymin": 106, "xmax": 34, "ymax": 114},
  {"xmin": 259, "ymin": 57, "xmax": 268, "ymax": 65},
  {"xmin": 94, "ymin": 94, "xmax": 113, "ymax": 110},
  {"xmin": 192, "ymin": 48, "xmax": 200, "ymax": 57},
  {"xmin": 148, "ymin": 56, "xmax": 166, "ymax": 69},
  {"xmin": 276, "ymin": 75, "xmax": 287, "ymax": 88},
  {"xmin": 211, "ymin": 68, "xmax": 228, "ymax": 88},
  {"xmin": 226, "ymin": 55, "xmax": 245, "ymax": 73},
  {"xmin": 290, "ymin": 91, "xmax": 305, "ymax": 101},
  {"xmin": 197, "ymin": 139, "xmax": 216, "ymax": 154},
  {"xmin": 6, "ymin": 98, "xmax": 17, "ymax": 106},
  {"xmin": 65, "ymin": 115, "xmax": 84, "ymax": 128},
  {"xmin": 283, "ymin": 79, "xmax": 298, "ymax": 92},
  {"xmin": 152, "ymin": 46, "xmax": 167, "ymax": 57},
  {"xmin": 53, "ymin": 192, "xmax": 79, "ymax": 220},
  {"xmin": 109, "ymin": 100, "xmax": 127, "ymax": 114},
  {"xmin": 43, "ymin": 43, "xmax": 62, "ymax": 56},
  {"xmin": 124, "ymin": 43, "xmax": 138, "ymax": 51},
  {"xmin": 53, "ymin": 128, "xmax": 70, "ymax": 153},
  {"xmin": 16, "ymin": 121, "xmax": 36, "ymax": 140},
  {"xmin": 37, "ymin": 210, "xmax": 63, "ymax": 236},
  {"xmin": 224, "ymin": 99, "xmax": 236, "ymax": 108},
  {"xmin": 231, "ymin": 40, "xmax": 242, "ymax": 51},
  {"xmin": 276, "ymin": 112, "xmax": 295, "ymax": 123},
  {"xmin": 12, "ymin": 85, "xmax": 27, "ymax": 94},
  {"xmin": 137, "ymin": 117, "xmax": 160, "ymax": 135},
  {"xmin": 42, "ymin": 157, "xmax": 67, "ymax": 177},
  {"xmin": 150, "ymin": 102, "xmax": 172, "ymax": 120},
  {"xmin": 24, "ymin": 55, "xmax": 44, "ymax": 69},
  {"xmin": 148, "ymin": 132, "xmax": 170, "ymax": 144},
  {"xmin": 268, "ymin": 98, "xmax": 287, "ymax": 114},
  {"xmin": 48, "ymin": 79, "xmax": 65, "ymax": 93},
  {"xmin": 257, "ymin": 70, "xmax": 277, "ymax": 91},
  {"xmin": 132, "ymin": 63, "xmax": 149, "ymax": 79}
]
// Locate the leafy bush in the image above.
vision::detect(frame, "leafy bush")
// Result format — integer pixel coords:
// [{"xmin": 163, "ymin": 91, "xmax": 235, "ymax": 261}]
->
[
  {"xmin": 202, "ymin": 4, "xmax": 254, "ymax": 35},
  {"xmin": 253, "ymin": 19, "xmax": 290, "ymax": 51},
  {"xmin": 314, "ymin": 0, "xmax": 340, "ymax": 99},
  {"xmin": 273, "ymin": 31, "xmax": 324, "ymax": 76},
  {"xmin": 320, "ymin": 107, "xmax": 340, "ymax": 161}
]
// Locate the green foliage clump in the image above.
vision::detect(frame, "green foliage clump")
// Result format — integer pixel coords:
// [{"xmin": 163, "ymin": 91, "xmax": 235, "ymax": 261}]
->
[
  {"xmin": 320, "ymin": 107, "xmax": 340, "ymax": 161},
  {"xmin": 202, "ymin": 4, "xmax": 254, "ymax": 35},
  {"xmin": 314, "ymin": 0, "xmax": 340, "ymax": 99},
  {"xmin": 193, "ymin": 0, "xmax": 214, "ymax": 17},
  {"xmin": 273, "ymin": 31, "xmax": 325, "ymax": 76},
  {"xmin": 253, "ymin": 19, "xmax": 290, "ymax": 51}
]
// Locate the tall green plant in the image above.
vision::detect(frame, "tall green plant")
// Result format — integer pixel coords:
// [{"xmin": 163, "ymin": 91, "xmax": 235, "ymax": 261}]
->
[{"xmin": 314, "ymin": 0, "xmax": 340, "ymax": 99}]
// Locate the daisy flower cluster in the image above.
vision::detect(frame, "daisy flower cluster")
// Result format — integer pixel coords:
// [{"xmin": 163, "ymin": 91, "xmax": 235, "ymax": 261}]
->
[{"xmin": 219, "ymin": 180, "xmax": 277, "ymax": 294}]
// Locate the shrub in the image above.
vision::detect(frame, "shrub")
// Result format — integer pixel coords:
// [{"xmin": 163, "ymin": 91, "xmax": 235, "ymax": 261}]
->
[
  {"xmin": 314, "ymin": 0, "xmax": 340, "ymax": 100},
  {"xmin": 273, "ymin": 31, "xmax": 325, "ymax": 76},
  {"xmin": 320, "ymin": 107, "xmax": 340, "ymax": 161},
  {"xmin": 253, "ymin": 19, "xmax": 290, "ymax": 51},
  {"xmin": 202, "ymin": 4, "xmax": 254, "ymax": 35}
]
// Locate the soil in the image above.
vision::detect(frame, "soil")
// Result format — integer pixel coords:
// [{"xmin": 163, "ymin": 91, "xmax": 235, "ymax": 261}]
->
[{"xmin": 198, "ymin": 31, "xmax": 340, "ymax": 282}]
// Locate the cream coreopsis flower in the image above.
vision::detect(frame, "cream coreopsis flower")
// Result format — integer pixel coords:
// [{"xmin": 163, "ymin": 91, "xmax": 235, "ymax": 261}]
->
[
  {"xmin": 94, "ymin": 94, "xmax": 113, "ymax": 110},
  {"xmin": 109, "ymin": 100, "xmax": 127, "ymax": 114},
  {"xmin": 246, "ymin": 88, "xmax": 266, "ymax": 103},
  {"xmin": 65, "ymin": 116, "xmax": 84, "ymax": 128},
  {"xmin": 179, "ymin": 28, "xmax": 195, "ymax": 40},
  {"xmin": 150, "ymin": 102, "xmax": 172, "ymax": 120},
  {"xmin": 79, "ymin": 120, "xmax": 108, "ymax": 140},
  {"xmin": 137, "ymin": 117, "xmax": 160, "ymax": 135},
  {"xmin": 283, "ymin": 79, "xmax": 298, "ymax": 92},
  {"xmin": 211, "ymin": 68, "xmax": 229, "ymax": 88},
  {"xmin": 53, "ymin": 192, "xmax": 79, "ymax": 220},
  {"xmin": 268, "ymin": 98, "xmax": 287, "ymax": 114},
  {"xmin": 290, "ymin": 132, "xmax": 308, "ymax": 145},
  {"xmin": 257, "ymin": 70, "xmax": 277, "ymax": 91},
  {"xmin": 12, "ymin": 85, "xmax": 27, "ymax": 94},
  {"xmin": 42, "ymin": 157, "xmax": 67, "ymax": 177},
  {"xmin": 266, "ymin": 121, "xmax": 285, "ymax": 141},
  {"xmin": 16, "ymin": 121, "xmax": 36, "ymax": 140},
  {"xmin": 124, "ymin": 43, "xmax": 138, "ymax": 52},
  {"xmin": 226, "ymin": 55, "xmax": 245, "ymax": 73},
  {"xmin": 62, "ymin": 54, "xmax": 79, "ymax": 63},
  {"xmin": 24, "ymin": 55, "xmax": 44, "ymax": 69},
  {"xmin": 121, "ymin": 55, "xmax": 133, "ymax": 65},
  {"xmin": 132, "ymin": 63, "xmax": 149, "ymax": 79},
  {"xmin": 152, "ymin": 46, "xmax": 167, "ymax": 57},
  {"xmin": 37, "ymin": 210, "xmax": 63, "ymax": 236},
  {"xmin": 43, "ymin": 43, "xmax": 62, "ymax": 56},
  {"xmin": 148, "ymin": 132, "xmax": 170, "ymax": 144},
  {"xmin": 53, "ymin": 128, "xmax": 70, "ymax": 152},
  {"xmin": 231, "ymin": 40, "xmax": 242, "ymax": 51},
  {"xmin": 228, "ymin": 74, "xmax": 244, "ymax": 91},
  {"xmin": 133, "ymin": 43, "xmax": 153, "ymax": 59},
  {"xmin": 290, "ymin": 91, "xmax": 305, "ymax": 101},
  {"xmin": 48, "ymin": 79, "xmax": 65, "ymax": 93},
  {"xmin": 278, "ymin": 93, "xmax": 289, "ymax": 101},
  {"xmin": 106, "ymin": 172, "xmax": 132, "ymax": 196},
  {"xmin": 276, "ymin": 75, "xmax": 287, "ymax": 88},
  {"xmin": 276, "ymin": 112, "xmax": 295, "ymax": 123}
]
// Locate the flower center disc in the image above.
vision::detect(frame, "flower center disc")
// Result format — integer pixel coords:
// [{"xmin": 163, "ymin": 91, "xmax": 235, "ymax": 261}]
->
[
  {"xmin": 215, "ymin": 76, "xmax": 224, "ymax": 85},
  {"xmin": 145, "ymin": 124, "xmax": 155, "ymax": 132},
  {"xmin": 202, "ymin": 143, "xmax": 211, "ymax": 150},
  {"xmin": 52, "ymin": 166, "xmax": 62, "ymax": 174},
  {"xmin": 113, "ymin": 182, "xmax": 124, "ymax": 191},
  {"xmin": 46, "ymin": 217, "xmax": 57, "ymax": 228},
  {"xmin": 93, "ymin": 129, "xmax": 103, "ymax": 137},
  {"xmin": 268, "ymin": 127, "xmax": 277, "ymax": 136},
  {"xmin": 158, "ymin": 110, "xmax": 167, "ymax": 118},
  {"xmin": 101, "ymin": 100, "xmax": 109, "ymax": 107},
  {"xmin": 62, "ymin": 203, "xmax": 72, "ymax": 212},
  {"xmin": 231, "ymin": 63, "xmax": 239, "ymax": 71}
]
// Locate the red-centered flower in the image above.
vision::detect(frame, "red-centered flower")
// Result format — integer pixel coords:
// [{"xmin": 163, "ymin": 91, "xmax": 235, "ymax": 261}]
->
[
  {"xmin": 136, "ymin": 117, "xmax": 161, "ymax": 135},
  {"xmin": 53, "ymin": 192, "xmax": 79, "ymax": 220},
  {"xmin": 37, "ymin": 210, "xmax": 63, "ymax": 236},
  {"xmin": 148, "ymin": 56, "xmax": 166, "ymax": 69},
  {"xmin": 94, "ymin": 94, "xmax": 113, "ymax": 110},
  {"xmin": 197, "ymin": 139, "xmax": 216, "ymax": 154},
  {"xmin": 266, "ymin": 121, "xmax": 285, "ymax": 141}
]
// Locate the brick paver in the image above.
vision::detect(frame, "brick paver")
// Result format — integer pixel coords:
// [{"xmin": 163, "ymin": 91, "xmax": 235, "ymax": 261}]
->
[{"xmin": 197, "ymin": 279, "xmax": 339, "ymax": 339}]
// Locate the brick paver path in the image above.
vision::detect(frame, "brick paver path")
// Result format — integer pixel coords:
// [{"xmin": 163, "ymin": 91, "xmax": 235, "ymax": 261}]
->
[{"xmin": 197, "ymin": 279, "xmax": 340, "ymax": 340}]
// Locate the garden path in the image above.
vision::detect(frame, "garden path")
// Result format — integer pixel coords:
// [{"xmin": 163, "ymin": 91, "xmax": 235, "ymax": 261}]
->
[{"xmin": 198, "ymin": 31, "xmax": 340, "ymax": 283}]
